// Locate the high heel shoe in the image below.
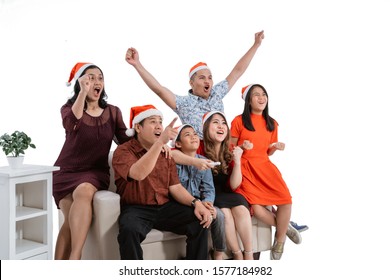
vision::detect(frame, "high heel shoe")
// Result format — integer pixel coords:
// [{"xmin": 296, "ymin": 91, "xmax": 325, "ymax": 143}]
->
[{"xmin": 270, "ymin": 240, "xmax": 284, "ymax": 260}]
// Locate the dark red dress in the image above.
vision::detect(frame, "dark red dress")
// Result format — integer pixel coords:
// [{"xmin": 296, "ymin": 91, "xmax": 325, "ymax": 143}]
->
[{"xmin": 52, "ymin": 102, "xmax": 129, "ymax": 208}]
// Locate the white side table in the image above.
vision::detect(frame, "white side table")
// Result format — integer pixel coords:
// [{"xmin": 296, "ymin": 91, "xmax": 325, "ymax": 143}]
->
[{"xmin": 0, "ymin": 164, "xmax": 59, "ymax": 260}]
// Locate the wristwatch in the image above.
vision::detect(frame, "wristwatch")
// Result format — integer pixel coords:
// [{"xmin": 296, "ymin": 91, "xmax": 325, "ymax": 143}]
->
[{"xmin": 191, "ymin": 198, "xmax": 201, "ymax": 207}]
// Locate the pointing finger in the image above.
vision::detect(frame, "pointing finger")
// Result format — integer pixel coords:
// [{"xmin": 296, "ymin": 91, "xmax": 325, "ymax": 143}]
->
[{"xmin": 167, "ymin": 117, "xmax": 178, "ymax": 128}]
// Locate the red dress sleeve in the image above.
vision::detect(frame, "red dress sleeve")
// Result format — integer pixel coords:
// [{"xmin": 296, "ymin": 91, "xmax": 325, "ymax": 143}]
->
[
  {"xmin": 113, "ymin": 105, "xmax": 131, "ymax": 145},
  {"xmin": 61, "ymin": 103, "xmax": 81, "ymax": 132}
]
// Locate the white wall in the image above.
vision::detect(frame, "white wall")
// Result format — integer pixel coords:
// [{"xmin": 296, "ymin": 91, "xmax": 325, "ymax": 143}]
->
[{"xmin": 1, "ymin": 0, "xmax": 390, "ymax": 278}]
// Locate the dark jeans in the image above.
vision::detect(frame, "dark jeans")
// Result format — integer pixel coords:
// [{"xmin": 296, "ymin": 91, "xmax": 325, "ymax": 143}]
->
[
  {"xmin": 211, "ymin": 207, "xmax": 226, "ymax": 251},
  {"xmin": 117, "ymin": 200, "xmax": 209, "ymax": 260}
]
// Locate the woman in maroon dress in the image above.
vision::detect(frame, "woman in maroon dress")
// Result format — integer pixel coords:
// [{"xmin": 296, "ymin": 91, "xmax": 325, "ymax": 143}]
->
[{"xmin": 53, "ymin": 63, "xmax": 129, "ymax": 259}]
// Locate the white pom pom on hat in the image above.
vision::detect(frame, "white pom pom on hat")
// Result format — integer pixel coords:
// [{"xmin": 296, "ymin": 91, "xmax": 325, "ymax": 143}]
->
[
  {"xmin": 66, "ymin": 62, "xmax": 94, "ymax": 87},
  {"xmin": 202, "ymin": 110, "xmax": 227, "ymax": 126},
  {"xmin": 241, "ymin": 84, "xmax": 254, "ymax": 100},
  {"xmin": 189, "ymin": 62, "xmax": 210, "ymax": 79},
  {"xmin": 125, "ymin": 104, "xmax": 163, "ymax": 137}
]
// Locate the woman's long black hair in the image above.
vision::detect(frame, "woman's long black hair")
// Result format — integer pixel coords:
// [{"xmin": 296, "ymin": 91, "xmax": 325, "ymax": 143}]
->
[
  {"xmin": 67, "ymin": 65, "xmax": 108, "ymax": 109},
  {"xmin": 242, "ymin": 84, "xmax": 275, "ymax": 132}
]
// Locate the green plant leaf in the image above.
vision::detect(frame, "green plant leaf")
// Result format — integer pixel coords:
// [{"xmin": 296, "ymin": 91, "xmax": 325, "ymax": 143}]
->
[{"xmin": 0, "ymin": 130, "xmax": 36, "ymax": 157}]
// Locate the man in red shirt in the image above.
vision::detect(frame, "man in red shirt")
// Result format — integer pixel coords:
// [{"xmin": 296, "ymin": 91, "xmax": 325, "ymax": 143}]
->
[{"xmin": 113, "ymin": 105, "xmax": 212, "ymax": 259}]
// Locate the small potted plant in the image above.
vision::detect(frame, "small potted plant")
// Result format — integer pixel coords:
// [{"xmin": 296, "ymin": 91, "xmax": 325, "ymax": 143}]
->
[{"xmin": 0, "ymin": 130, "xmax": 36, "ymax": 168}]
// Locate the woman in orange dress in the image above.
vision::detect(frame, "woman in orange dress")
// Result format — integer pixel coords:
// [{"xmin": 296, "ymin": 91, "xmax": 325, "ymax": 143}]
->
[{"xmin": 230, "ymin": 84, "xmax": 298, "ymax": 260}]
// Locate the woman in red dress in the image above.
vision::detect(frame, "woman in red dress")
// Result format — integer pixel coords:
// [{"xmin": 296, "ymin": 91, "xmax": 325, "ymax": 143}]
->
[
  {"xmin": 230, "ymin": 84, "xmax": 298, "ymax": 260},
  {"xmin": 53, "ymin": 63, "xmax": 130, "ymax": 259}
]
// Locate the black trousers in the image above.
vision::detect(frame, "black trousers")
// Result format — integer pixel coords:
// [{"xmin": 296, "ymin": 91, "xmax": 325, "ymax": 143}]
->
[{"xmin": 117, "ymin": 200, "xmax": 209, "ymax": 260}]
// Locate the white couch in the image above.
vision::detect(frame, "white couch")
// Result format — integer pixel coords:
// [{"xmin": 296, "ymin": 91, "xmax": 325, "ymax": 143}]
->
[{"xmin": 59, "ymin": 151, "xmax": 272, "ymax": 259}]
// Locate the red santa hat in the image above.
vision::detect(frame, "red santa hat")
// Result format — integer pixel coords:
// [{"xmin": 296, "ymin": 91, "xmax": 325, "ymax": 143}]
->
[
  {"xmin": 66, "ymin": 62, "xmax": 94, "ymax": 87},
  {"xmin": 241, "ymin": 84, "xmax": 254, "ymax": 100},
  {"xmin": 170, "ymin": 124, "xmax": 195, "ymax": 147},
  {"xmin": 202, "ymin": 110, "xmax": 227, "ymax": 126},
  {"xmin": 125, "ymin": 104, "xmax": 163, "ymax": 137},
  {"xmin": 189, "ymin": 62, "xmax": 210, "ymax": 79}
]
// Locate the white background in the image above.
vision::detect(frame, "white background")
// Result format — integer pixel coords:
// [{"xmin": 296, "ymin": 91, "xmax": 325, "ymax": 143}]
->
[{"xmin": 1, "ymin": 0, "xmax": 390, "ymax": 278}]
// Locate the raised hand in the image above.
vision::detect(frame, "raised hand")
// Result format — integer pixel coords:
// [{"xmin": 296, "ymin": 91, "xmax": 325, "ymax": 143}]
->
[
  {"xmin": 77, "ymin": 74, "xmax": 93, "ymax": 94},
  {"xmin": 254, "ymin": 30, "xmax": 265, "ymax": 46},
  {"xmin": 232, "ymin": 146, "xmax": 244, "ymax": 161},
  {"xmin": 159, "ymin": 117, "xmax": 178, "ymax": 145},
  {"xmin": 125, "ymin": 47, "xmax": 139, "ymax": 66},
  {"xmin": 270, "ymin": 142, "xmax": 285, "ymax": 151},
  {"xmin": 268, "ymin": 142, "xmax": 285, "ymax": 156}
]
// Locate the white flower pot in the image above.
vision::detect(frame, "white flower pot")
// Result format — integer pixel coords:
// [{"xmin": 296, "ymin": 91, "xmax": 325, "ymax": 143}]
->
[{"xmin": 7, "ymin": 156, "xmax": 24, "ymax": 169}]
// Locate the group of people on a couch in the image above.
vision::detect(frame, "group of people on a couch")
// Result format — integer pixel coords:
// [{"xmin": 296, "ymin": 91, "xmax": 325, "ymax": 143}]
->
[{"xmin": 53, "ymin": 30, "xmax": 308, "ymax": 260}]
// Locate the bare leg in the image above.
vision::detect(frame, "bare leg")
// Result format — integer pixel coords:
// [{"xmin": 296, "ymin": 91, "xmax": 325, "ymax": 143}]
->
[
  {"xmin": 252, "ymin": 204, "xmax": 276, "ymax": 226},
  {"xmin": 68, "ymin": 183, "xmax": 97, "ymax": 260},
  {"xmin": 221, "ymin": 208, "xmax": 243, "ymax": 260},
  {"xmin": 55, "ymin": 195, "xmax": 73, "ymax": 260},
  {"xmin": 231, "ymin": 206, "xmax": 253, "ymax": 260},
  {"xmin": 274, "ymin": 204, "xmax": 292, "ymax": 243}
]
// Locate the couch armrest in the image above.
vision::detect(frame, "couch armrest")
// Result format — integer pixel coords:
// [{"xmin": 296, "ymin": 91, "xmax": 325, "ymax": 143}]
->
[
  {"xmin": 251, "ymin": 217, "xmax": 272, "ymax": 252},
  {"xmin": 81, "ymin": 190, "xmax": 121, "ymax": 260},
  {"xmin": 93, "ymin": 190, "xmax": 120, "ymax": 236}
]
